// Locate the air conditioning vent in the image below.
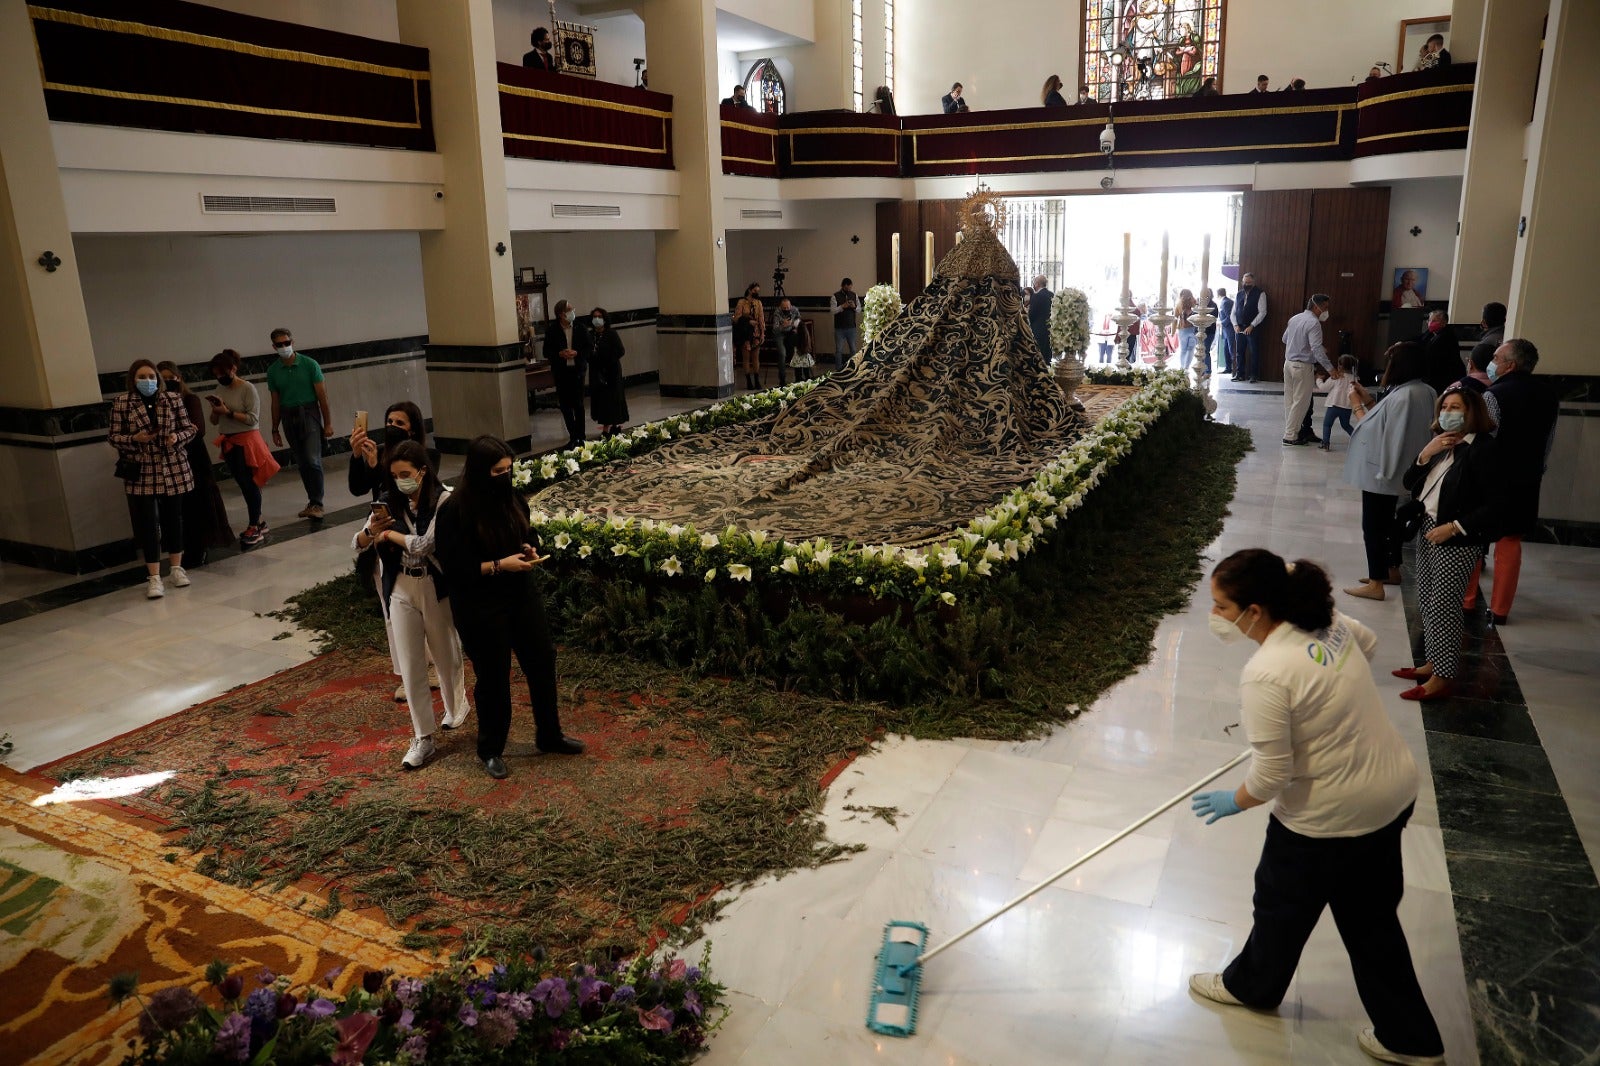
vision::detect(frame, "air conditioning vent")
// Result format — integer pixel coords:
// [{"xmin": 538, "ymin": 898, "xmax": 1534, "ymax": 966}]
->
[
  {"xmin": 551, "ymin": 203, "xmax": 622, "ymax": 218},
  {"xmin": 740, "ymin": 209, "xmax": 783, "ymax": 220},
  {"xmin": 201, "ymin": 194, "xmax": 337, "ymax": 214}
]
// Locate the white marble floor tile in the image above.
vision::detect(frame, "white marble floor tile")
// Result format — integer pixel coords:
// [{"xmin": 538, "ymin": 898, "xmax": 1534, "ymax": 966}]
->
[
  {"xmin": 933, "ymin": 749, "xmax": 1074, "ymax": 817},
  {"xmin": 1020, "ymin": 818, "xmax": 1172, "ymax": 907},
  {"xmin": 896, "ymin": 796, "xmax": 1048, "ymax": 883}
]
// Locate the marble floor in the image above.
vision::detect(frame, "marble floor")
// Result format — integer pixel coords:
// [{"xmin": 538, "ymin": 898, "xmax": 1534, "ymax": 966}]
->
[{"xmin": 2, "ymin": 381, "xmax": 1597, "ymax": 1065}]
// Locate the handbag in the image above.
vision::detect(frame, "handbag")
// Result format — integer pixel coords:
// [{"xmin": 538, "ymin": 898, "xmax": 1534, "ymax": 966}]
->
[
  {"xmin": 115, "ymin": 455, "xmax": 142, "ymax": 481},
  {"xmin": 1396, "ymin": 497, "xmax": 1426, "ymax": 540}
]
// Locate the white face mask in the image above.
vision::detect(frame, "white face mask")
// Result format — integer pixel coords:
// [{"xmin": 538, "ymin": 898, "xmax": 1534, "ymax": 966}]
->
[
  {"xmin": 275, "ymin": 345, "xmax": 293, "ymax": 359},
  {"xmin": 394, "ymin": 476, "xmax": 421, "ymax": 496},
  {"xmin": 1208, "ymin": 607, "xmax": 1260, "ymax": 645},
  {"xmin": 1317, "ymin": 310, "xmax": 1329, "ymax": 322},
  {"xmin": 592, "ymin": 317, "xmax": 604, "ymax": 329}
]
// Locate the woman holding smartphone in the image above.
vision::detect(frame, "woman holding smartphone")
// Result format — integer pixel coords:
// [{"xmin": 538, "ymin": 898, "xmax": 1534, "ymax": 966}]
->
[
  {"xmin": 435, "ymin": 435, "xmax": 584, "ymax": 779},
  {"xmin": 353, "ymin": 440, "xmax": 470, "ymax": 770}
]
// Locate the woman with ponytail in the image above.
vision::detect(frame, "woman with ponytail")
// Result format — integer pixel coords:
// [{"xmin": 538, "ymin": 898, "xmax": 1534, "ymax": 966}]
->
[
  {"xmin": 434, "ymin": 436, "xmax": 585, "ymax": 779},
  {"xmin": 1188, "ymin": 549, "xmax": 1445, "ymax": 1066}
]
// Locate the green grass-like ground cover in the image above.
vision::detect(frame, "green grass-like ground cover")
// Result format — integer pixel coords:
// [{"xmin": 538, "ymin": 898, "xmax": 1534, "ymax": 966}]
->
[{"xmin": 178, "ymin": 399, "xmax": 1250, "ymax": 961}]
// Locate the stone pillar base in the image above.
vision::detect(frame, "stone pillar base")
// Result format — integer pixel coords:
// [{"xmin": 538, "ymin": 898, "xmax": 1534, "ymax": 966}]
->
[
  {"xmin": 656, "ymin": 315, "xmax": 734, "ymax": 398},
  {"xmin": 423, "ymin": 342, "xmax": 533, "ymax": 454}
]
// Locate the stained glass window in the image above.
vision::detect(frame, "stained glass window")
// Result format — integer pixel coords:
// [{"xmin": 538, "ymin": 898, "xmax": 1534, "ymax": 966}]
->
[
  {"xmin": 743, "ymin": 58, "xmax": 786, "ymax": 115},
  {"xmin": 884, "ymin": 0, "xmax": 895, "ymax": 99},
  {"xmin": 851, "ymin": 0, "xmax": 864, "ymax": 111},
  {"xmin": 1082, "ymin": 0, "xmax": 1226, "ymax": 103}
]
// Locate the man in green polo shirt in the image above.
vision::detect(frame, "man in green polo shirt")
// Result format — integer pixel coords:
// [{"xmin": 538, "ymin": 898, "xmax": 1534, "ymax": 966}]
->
[{"xmin": 266, "ymin": 327, "xmax": 334, "ymax": 520}]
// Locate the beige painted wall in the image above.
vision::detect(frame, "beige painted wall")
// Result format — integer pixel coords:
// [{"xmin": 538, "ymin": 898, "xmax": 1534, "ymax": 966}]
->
[
  {"xmin": 725, "ymin": 202, "xmax": 878, "ymax": 299},
  {"xmin": 199, "ymin": 0, "xmax": 400, "ymax": 40},
  {"xmin": 1383, "ymin": 177, "xmax": 1462, "ymax": 304}
]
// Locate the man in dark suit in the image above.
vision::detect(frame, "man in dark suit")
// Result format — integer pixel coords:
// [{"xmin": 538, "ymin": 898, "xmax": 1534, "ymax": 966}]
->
[
  {"xmin": 544, "ymin": 299, "xmax": 586, "ymax": 448},
  {"xmin": 1216, "ymin": 287, "xmax": 1234, "ymax": 374},
  {"xmin": 721, "ymin": 85, "xmax": 753, "ymax": 109},
  {"xmin": 1469, "ymin": 338, "xmax": 1559, "ymax": 624},
  {"xmin": 1232, "ymin": 272, "xmax": 1267, "ymax": 381},
  {"xmin": 1250, "ymin": 74, "xmax": 1270, "ymax": 93},
  {"xmin": 1028, "ymin": 275, "xmax": 1054, "ymax": 359},
  {"xmin": 522, "ymin": 27, "xmax": 555, "ymax": 70},
  {"xmin": 942, "ymin": 83, "xmax": 969, "ymax": 113}
]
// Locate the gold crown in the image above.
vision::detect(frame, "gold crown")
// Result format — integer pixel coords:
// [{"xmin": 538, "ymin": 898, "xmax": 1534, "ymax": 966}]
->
[{"xmin": 960, "ymin": 182, "xmax": 1008, "ymax": 236}]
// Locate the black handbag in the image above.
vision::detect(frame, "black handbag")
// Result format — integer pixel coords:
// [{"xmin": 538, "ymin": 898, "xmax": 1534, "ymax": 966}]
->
[
  {"xmin": 114, "ymin": 455, "xmax": 142, "ymax": 481},
  {"xmin": 1396, "ymin": 497, "xmax": 1426, "ymax": 540}
]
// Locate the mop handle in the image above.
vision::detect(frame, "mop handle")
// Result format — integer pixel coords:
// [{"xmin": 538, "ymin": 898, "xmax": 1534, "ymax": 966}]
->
[{"xmin": 910, "ymin": 748, "xmax": 1251, "ymax": 971}]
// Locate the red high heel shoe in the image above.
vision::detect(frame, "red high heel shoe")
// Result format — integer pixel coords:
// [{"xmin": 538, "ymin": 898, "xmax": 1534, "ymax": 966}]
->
[
  {"xmin": 1392, "ymin": 667, "xmax": 1431, "ymax": 681},
  {"xmin": 1400, "ymin": 680, "xmax": 1455, "ymax": 702}
]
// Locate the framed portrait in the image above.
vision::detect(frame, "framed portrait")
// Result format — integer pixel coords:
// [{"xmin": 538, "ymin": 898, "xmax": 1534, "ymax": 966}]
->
[
  {"xmin": 1397, "ymin": 15, "xmax": 1450, "ymax": 73},
  {"xmin": 1392, "ymin": 268, "xmax": 1428, "ymax": 310}
]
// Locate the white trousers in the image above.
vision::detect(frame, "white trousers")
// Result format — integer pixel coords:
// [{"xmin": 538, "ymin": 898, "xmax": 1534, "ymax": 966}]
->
[
  {"xmin": 389, "ymin": 571, "xmax": 468, "ymax": 738},
  {"xmin": 1283, "ymin": 360, "xmax": 1316, "ymax": 440}
]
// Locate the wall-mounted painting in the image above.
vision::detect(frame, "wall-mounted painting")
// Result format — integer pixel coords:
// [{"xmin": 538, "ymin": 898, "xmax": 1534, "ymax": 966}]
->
[{"xmin": 1392, "ymin": 267, "xmax": 1428, "ymax": 309}]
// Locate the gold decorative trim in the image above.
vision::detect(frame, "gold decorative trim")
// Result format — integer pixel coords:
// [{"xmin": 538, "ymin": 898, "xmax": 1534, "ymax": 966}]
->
[
  {"xmin": 781, "ymin": 126, "xmax": 899, "ymax": 136},
  {"xmin": 722, "ymin": 154, "xmax": 779, "ymax": 167},
  {"xmin": 1355, "ymin": 83, "xmax": 1473, "ymax": 108},
  {"xmin": 1356, "ymin": 124, "xmax": 1469, "ymax": 144},
  {"xmin": 720, "ymin": 120, "xmax": 780, "ymax": 136},
  {"xmin": 41, "ymin": 81, "xmax": 423, "ymax": 129},
  {"xmin": 497, "ymin": 82, "xmax": 671, "ymax": 119},
  {"xmin": 504, "ymin": 130, "xmax": 668, "ymax": 154},
  {"xmin": 28, "ymin": 5, "xmax": 431, "ymax": 81},
  {"xmin": 908, "ymin": 102, "xmax": 1353, "ymax": 139},
  {"xmin": 910, "ymin": 110, "xmax": 1343, "ymax": 164},
  {"xmin": 785, "ymin": 158, "xmax": 898, "ymax": 166}
]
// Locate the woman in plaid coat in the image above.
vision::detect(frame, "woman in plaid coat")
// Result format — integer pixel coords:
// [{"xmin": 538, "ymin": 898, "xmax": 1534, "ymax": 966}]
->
[{"xmin": 109, "ymin": 359, "xmax": 198, "ymax": 599}]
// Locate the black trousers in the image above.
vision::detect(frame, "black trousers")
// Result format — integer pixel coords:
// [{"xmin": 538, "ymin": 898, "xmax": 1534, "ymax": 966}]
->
[
  {"xmin": 126, "ymin": 494, "xmax": 183, "ymax": 564},
  {"xmin": 455, "ymin": 582, "xmax": 563, "ymax": 760},
  {"xmin": 1223, "ymin": 805, "xmax": 1444, "ymax": 1059},
  {"xmin": 1361, "ymin": 490, "xmax": 1401, "ymax": 582},
  {"xmin": 553, "ymin": 369, "xmax": 586, "ymax": 444}
]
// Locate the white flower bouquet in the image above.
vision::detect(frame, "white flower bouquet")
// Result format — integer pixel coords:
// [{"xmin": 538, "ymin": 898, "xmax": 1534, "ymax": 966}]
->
[
  {"xmin": 1048, "ymin": 287, "xmax": 1091, "ymax": 359},
  {"xmin": 860, "ymin": 284, "xmax": 903, "ymax": 345}
]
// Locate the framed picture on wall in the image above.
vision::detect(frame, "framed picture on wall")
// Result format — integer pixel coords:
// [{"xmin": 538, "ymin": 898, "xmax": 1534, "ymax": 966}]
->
[
  {"xmin": 1392, "ymin": 268, "xmax": 1428, "ymax": 309},
  {"xmin": 1397, "ymin": 15, "xmax": 1450, "ymax": 73},
  {"xmin": 515, "ymin": 269, "xmax": 549, "ymax": 357}
]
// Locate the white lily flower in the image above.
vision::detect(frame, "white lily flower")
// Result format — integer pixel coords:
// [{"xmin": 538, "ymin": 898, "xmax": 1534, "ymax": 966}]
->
[
  {"xmin": 983, "ymin": 542, "xmax": 1004, "ymax": 562},
  {"xmin": 700, "ymin": 533, "xmax": 719, "ymax": 549},
  {"xmin": 577, "ymin": 544, "xmax": 592, "ymax": 558},
  {"xmin": 814, "ymin": 546, "xmax": 833, "ymax": 569},
  {"xmin": 1029, "ymin": 517, "xmax": 1044, "ymax": 535},
  {"xmin": 728, "ymin": 563, "xmax": 752, "ymax": 581},
  {"xmin": 661, "ymin": 556, "xmax": 682, "ymax": 576},
  {"xmin": 780, "ymin": 556, "xmax": 800, "ymax": 574},
  {"xmin": 565, "ymin": 458, "xmax": 580, "ymax": 473},
  {"xmin": 705, "ymin": 568, "xmax": 717, "ymax": 582},
  {"xmin": 1003, "ymin": 539, "xmax": 1020, "ymax": 561},
  {"xmin": 938, "ymin": 549, "xmax": 961, "ymax": 568},
  {"xmin": 1043, "ymin": 515, "xmax": 1058, "ymax": 528},
  {"xmin": 667, "ymin": 524, "xmax": 684, "ymax": 537},
  {"xmin": 553, "ymin": 532, "xmax": 572, "ymax": 549},
  {"xmin": 903, "ymin": 551, "xmax": 929, "ymax": 572},
  {"xmin": 611, "ymin": 543, "xmax": 629, "ymax": 556},
  {"xmin": 975, "ymin": 559, "xmax": 993, "ymax": 576},
  {"xmin": 939, "ymin": 591, "xmax": 956, "ymax": 605}
]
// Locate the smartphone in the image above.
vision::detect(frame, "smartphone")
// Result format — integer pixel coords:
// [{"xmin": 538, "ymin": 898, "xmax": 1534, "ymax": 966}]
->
[
  {"xmin": 370, "ymin": 502, "xmax": 390, "ymax": 520},
  {"xmin": 206, "ymin": 395, "xmax": 223, "ymax": 406},
  {"xmin": 353, "ymin": 410, "xmax": 369, "ymax": 436}
]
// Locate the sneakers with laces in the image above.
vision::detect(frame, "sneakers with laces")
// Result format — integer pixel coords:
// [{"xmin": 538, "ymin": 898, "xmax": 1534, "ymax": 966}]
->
[
  {"xmin": 1188, "ymin": 972, "xmax": 1245, "ymax": 1006},
  {"xmin": 1357, "ymin": 1027, "xmax": 1446, "ymax": 1065},
  {"xmin": 146, "ymin": 574, "xmax": 165, "ymax": 599},
  {"xmin": 401, "ymin": 735, "xmax": 436, "ymax": 770},
  {"xmin": 240, "ymin": 525, "xmax": 265, "ymax": 547},
  {"xmin": 305, "ymin": 504, "xmax": 325, "ymax": 520},
  {"xmin": 441, "ymin": 704, "xmax": 471, "ymax": 730},
  {"xmin": 169, "ymin": 566, "xmax": 190, "ymax": 588}
]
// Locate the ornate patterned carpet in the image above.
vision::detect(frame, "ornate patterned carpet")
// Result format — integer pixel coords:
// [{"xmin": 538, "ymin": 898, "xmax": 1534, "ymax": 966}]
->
[
  {"xmin": 0, "ymin": 768, "xmax": 436, "ymax": 1065},
  {"xmin": 534, "ymin": 228, "xmax": 1120, "ymax": 548}
]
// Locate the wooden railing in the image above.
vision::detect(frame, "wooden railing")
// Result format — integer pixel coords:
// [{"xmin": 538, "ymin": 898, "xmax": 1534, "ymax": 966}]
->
[
  {"xmin": 29, "ymin": 0, "xmax": 435, "ymax": 151},
  {"xmin": 1353, "ymin": 64, "xmax": 1476, "ymax": 157},
  {"xmin": 499, "ymin": 64, "xmax": 673, "ymax": 170}
]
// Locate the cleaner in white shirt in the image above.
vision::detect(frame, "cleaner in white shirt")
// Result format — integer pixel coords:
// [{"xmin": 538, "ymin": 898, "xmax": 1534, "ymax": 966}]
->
[{"xmin": 1187, "ymin": 549, "xmax": 1446, "ymax": 1066}]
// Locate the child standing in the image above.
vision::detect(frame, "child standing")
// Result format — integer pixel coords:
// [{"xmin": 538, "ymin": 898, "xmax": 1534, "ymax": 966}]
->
[{"xmin": 1318, "ymin": 354, "xmax": 1360, "ymax": 451}]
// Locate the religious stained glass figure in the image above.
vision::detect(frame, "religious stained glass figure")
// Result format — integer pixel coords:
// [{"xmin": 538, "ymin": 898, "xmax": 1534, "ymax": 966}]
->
[
  {"xmin": 1082, "ymin": 0, "xmax": 1223, "ymax": 103},
  {"xmin": 743, "ymin": 58, "xmax": 787, "ymax": 115}
]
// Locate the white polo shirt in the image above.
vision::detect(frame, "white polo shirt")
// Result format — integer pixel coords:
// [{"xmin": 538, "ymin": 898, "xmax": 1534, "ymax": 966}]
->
[{"xmin": 1239, "ymin": 611, "xmax": 1418, "ymax": 837}]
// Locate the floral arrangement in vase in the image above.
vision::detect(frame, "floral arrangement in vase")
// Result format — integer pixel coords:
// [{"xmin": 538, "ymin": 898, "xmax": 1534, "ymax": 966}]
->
[
  {"xmin": 1048, "ymin": 286, "xmax": 1091, "ymax": 359},
  {"xmin": 860, "ymin": 284, "xmax": 903, "ymax": 345}
]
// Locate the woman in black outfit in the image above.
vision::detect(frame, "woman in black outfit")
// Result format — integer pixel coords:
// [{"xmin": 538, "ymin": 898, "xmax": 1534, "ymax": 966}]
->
[
  {"xmin": 156, "ymin": 361, "xmax": 233, "ymax": 566},
  {"xmin": 349, "ymin": 400, "xmax": 434, "ymax": 501},
  {"xmin": 1396, "ymin": 386, "xmax": 1504, "ymax": 702},
  {"xmin": 435, "ymin": 435, "xmax": 585, "ymax": 778},
  {"xmin": 585, "ymin": 307, "xmax": 629, "ymax": 436}
]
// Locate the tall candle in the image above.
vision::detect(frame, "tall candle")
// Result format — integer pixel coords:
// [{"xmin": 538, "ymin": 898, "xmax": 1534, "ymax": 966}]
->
[
  {"xmin": 1158, "ymin": 231, "xmax": 1169, "ymax": 306},
  {"xmin": 1200, "ymin": 234, "xmax": 1211, "ymax": 290},
  {"xmin": 1122, "ymin": 232, "xmax": 1131, "ymax": 302}
]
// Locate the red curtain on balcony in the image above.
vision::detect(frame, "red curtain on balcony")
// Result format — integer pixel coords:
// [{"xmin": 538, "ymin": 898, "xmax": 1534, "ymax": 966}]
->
[
  {"xmin": 30, "ymin": 0, "xmax": 434, "ymax": 150},
  {"xmin": 499, "ymin": 64, "xmax": 673, "ymax": 169},
  {"xmin": 721, "ymin": 108, "xmax": 780, "ymax": 177},
  {"xmin": 1354, "ymin": 64, "xmax": 1476, "ymax": 157}
]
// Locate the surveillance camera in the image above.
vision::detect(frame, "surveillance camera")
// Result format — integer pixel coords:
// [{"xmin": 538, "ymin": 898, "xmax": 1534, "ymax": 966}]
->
[
  {"xmin": 433, "ymin": 189, "xmax": 444, "ymax": 200},
  {"xmin": 1100, "ymin": 175, "xmax": 1115, "ymax": 190},
  {"xmin": 1099, "ymin": 124, "xmax": 1116, "ymax": 154}
]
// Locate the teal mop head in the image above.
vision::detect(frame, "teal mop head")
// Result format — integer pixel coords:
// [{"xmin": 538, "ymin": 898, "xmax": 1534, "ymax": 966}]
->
[{"xmin": 866, "ymin": 920, "xmax": 928, "ymax": 1036}]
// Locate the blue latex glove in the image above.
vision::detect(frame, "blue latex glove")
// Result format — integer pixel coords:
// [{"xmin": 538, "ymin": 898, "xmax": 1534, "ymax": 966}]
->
[{"xmin": 1191, "ymin": 789, "xmax": 1243, "ymax": 824}]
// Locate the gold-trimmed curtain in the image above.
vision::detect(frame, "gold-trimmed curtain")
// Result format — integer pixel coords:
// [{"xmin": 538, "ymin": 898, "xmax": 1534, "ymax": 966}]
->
[{"xmin": 498, "ymin": 63, "xmax": 673, "ymax": 169}]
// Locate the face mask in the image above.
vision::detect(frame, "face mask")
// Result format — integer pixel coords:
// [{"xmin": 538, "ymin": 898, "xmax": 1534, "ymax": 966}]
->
[
  {"xmin": 165, "ymin": 379, "xmax": 181, "ymax": 393},
  {"xmin": 1317, "ymin": 310, "xmax": 1329, "ymax": 323},
  {"xmin": 489, "ymin": 470, "xmax": 514, "ymax": 494},
  {"xmin": 1438, "ymin": 410, "xmax": 1466, "ymax": 432},
  {"xmin": 217, "ymin": 373, "xmax": 234, "ymax": 386},
  {"xmin": 394, "ymin": 476, "xmax": 422, "ymax": 496},
  {"xmin": 592, "ymin": 317, "xmax": 604, "ymax": 329},
  {"xmin": 275, "ymin": 345, "xmax": 294, "ymax": 359},
  {"xmin": 1486, "ymin": 361, "xmax": 1500, "ymax": 382},
  {"xmin": 135, "ymin": 378, "xmax": 159, "ymax": 397},
  {"xmin": 1427, "ymin": 320, "xmax": 1443, "ymax": 333},
  {"xmin": 1209, "ymin": 607, "xmax": 1259, "ymax": 645}
]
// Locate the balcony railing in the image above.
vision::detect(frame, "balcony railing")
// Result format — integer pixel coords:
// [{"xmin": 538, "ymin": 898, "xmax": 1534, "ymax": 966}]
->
[
  {"xmin": 1354, "ymin": 64, "xmax": 1476, "ymax": 157},
  {"xmin": 29, "ymin": 0, "xmax": 435, "ymax": 151},
  {"xmin": 499, "ymin": 64, "xmax": 673, "ymax": 170}
]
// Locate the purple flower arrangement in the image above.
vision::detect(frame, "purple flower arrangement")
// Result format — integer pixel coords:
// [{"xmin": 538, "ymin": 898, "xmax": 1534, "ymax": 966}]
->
[{"xmin": 105, "ymin": 945, "xmax": 724, "ymax": 1065}]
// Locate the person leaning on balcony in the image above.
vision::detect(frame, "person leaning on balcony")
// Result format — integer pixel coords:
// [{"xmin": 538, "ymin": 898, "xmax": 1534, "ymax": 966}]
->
[
  {"xmin": 1250, "ymin": 74, "xmax": 1270, "ymax": 93},
  {"xmin": 1041, "ymin": 75, "xmax": 1067, "ymax": 107},
  {"xmin": 1195, "ymin": 77, "xmax": 1220, "ymax": 96},
  {"xmin": 522, "ymin": 26, "xmax": 555, "ymax": 71},
  {"xmin": 1076, "ymin": 84, "xmax": 1092, "ymax": 105},
  {"xmin": 721, "ymin": 84, "xmax": 753, "ymax": 109},
  {"xmin": 942, "ymin": 82, "xmax": 969, "ymax": 113}
]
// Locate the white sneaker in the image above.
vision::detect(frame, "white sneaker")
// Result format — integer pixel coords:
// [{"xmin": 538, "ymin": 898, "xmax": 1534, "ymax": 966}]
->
[
  {"xmin": 1188, "ymin": 972, "xmax": 1245, "ymax": 1007},
  {"xmin": 441, "ymin": 704, "xmax": 472, "ymax": 730},
  {"xmin": 401, "ymin": 735, "xmax": 436, "ymax": 770},
  {"xmin": 394, "ymin": 681, "xmax": 408, "ymax": 702},
  {"xmin": 169, "ymin": 566, "xmax": 190, "ymax": 588},
  {"xmin": 146, "ymin": 575, "xmax": 165, "ymax": 599},
  {"xmin": 1357, "ymin": 1028, "xmax": 1446, "ymax": 1065}
]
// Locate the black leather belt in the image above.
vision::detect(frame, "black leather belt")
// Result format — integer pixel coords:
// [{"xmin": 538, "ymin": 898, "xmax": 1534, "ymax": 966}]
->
[{"xmin": 401, "ymin": 565, "xmax": 429, "ymax": 578}]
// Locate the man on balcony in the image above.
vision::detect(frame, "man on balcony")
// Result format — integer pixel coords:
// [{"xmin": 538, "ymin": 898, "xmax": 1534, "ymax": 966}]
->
[
  {"xmin": 942, "ymin": 83, "xmax": 970, "ymax": 113},
  {"xmin": 1232, "ymin": 272, "xmax": 1267, "ymax": 382},
  {"xmin": 523, "ymin": 27, "xmax": 555, "ymax": 71},
  {"xmin": 722, "ymin": 85, "xmax": 753, "ymax": 109}
]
